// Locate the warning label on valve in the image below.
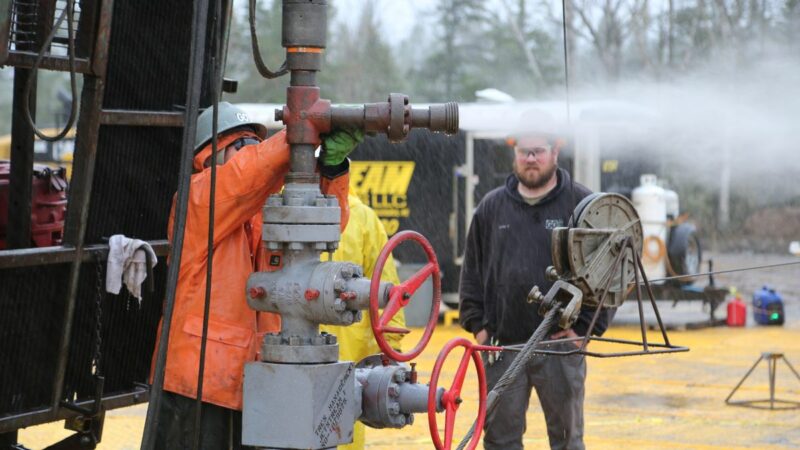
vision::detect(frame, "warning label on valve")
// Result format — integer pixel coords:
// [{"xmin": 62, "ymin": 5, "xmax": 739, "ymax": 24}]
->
[{"xmin": 349, "ymin": 161, "xmax": 416, "ymax": 236}]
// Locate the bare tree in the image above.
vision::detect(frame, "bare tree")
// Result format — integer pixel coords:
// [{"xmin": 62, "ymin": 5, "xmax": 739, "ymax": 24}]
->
[
  {"xmin": 569, "ymin": 0, "xmax": 628, "ymax": 80},
  {"xmin": 498, "ymin": 0, "xmax": 545, "ymax": 82}
]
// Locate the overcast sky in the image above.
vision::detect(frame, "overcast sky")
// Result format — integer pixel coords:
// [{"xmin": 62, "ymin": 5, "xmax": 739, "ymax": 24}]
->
[{"xmin": 330, "ymin": 0, "xmax": 439, "ymax": 40}]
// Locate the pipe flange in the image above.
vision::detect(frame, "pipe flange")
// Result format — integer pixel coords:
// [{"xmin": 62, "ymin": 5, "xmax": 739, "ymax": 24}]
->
[
  {"xmin": 387, "ymin": 93, "xmax": 410, "ymax": 142},
  {"xmin": 260, "ymin": 341, "xmax": 339, "ymax": 363}
]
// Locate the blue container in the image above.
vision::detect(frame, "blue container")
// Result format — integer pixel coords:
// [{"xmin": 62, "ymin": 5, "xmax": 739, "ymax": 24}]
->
[{"xmin": 752, "ymin": 286, "xmax": 785, "ymax": 325}]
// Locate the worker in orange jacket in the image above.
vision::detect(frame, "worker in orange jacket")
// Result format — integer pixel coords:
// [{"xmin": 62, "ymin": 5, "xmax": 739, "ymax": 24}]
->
[{"xmin": 151, "ymin": 102, "xmax": 363, "ymax": 449}]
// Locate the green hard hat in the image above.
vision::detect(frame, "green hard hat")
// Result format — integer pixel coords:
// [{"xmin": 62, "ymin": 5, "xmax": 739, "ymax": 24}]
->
[{"xmin": 194, "ymin": 102, "xmax": 268, "ymax": 154}]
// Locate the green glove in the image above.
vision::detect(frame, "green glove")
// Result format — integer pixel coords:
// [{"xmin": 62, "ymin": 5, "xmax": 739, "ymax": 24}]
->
[{"xmin": 321, "ymin": 128, "xmax": 364, "ymax": 166}]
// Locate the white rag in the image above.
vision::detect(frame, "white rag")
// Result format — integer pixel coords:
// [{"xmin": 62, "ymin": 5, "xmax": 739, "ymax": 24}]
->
[{"xmin": 105, "ymin": 234, "xmax": 157, "ymax": 302}]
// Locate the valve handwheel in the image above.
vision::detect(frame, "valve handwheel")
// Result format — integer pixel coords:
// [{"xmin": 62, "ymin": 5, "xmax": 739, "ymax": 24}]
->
[
  {"xmin": 428, "ymin": 338, "xmax": 489, "ymax": 450},
  {"xmin": 369, "ymin": 230, "xmax": 441, "ymax": 362}
]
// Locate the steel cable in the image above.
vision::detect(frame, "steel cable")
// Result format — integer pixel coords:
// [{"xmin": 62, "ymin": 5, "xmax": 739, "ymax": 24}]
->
[
  {"xmin": 456, "ymin": 308, "xmax": 560, "ymax": 450},
  {"xmin": 560, "ymin": 0, "xmax": 571, "ymax": 124},
  {"xmin": 193, "ymin": 0, "xmax": 225, "ymax": 447},
  {"xmin": 634, "ymin": 260, "xmax": 800, "ymax": 286}
]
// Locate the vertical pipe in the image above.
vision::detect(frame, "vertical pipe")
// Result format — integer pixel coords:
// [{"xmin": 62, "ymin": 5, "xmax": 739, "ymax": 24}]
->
[
  {"xmin": 464, "ymin": 132, "xmax": 475, "ymax": 237},
  {"xmin": 768, "ymin": 356, "xmax": 776, "ymax": 409},
  {"xmin": 287, "ymin": 69, "xmax": 319, "ymax": 178},
  {"xmin": 290, "ymin": 143, "xmax": 317, "ymax": 175}
]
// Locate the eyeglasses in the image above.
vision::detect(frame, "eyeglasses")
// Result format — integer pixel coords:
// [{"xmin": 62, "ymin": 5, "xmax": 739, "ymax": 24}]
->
[
  {"xmin": 514, "ymin": 146, "xmax": 551, "ymax": 160},
  {"xmin": 229, "ymin": 137, "xmax": 260, "ymax": 150}
]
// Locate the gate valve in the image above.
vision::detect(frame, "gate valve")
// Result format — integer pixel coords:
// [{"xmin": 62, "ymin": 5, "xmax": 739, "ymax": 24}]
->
[
  {"xmin": 370, "ymin": 230, "xmax": 441, "ymax": 362},
  {"xmin": 428, "ymin": 338, "xmax": 497, "ymax": 450}
]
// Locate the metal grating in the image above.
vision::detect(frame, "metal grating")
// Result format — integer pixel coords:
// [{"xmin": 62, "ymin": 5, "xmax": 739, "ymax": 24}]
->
[
  {"xmin": 62, "ymin": 259, "xmax": 166, "ymax": 403},
  {"xmin": 8, "ymin": 0, "xmax": 39, "ymax": 50},
  {"xmin": 8, "ymin": 0, "xmax": 82, "ymax": 53},
  {"xmin": 84, "ymin": 126, "xmax": 183, "ymax": 244},
  {"xmin": 0, "ymin": 264, "xmax": 70, "ymax": 417}
]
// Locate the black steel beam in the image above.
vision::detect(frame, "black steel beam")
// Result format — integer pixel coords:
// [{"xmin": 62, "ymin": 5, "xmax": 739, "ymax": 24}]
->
[
  {"xmin": 50, "ymin": 0, "xmax": 116, "ymax": 425},
  {"xmin": 99, "ymin": 110, "xmax": 185, "ymax": 127},
  {"xmin": 5, "ymin": 51, "xmax": 93, "ymax": 73},
  {"xmin": 7, "ymin": 67, "xmax": 35, "ymax": 249},
  {"xmin": 90, "ymin": 0, "xmax": 114, "ymax": 78},
  {"xmin": 52, "ymin": 75, "xmax": 105, "ymax": 414},
  {"xmin": 141, "ymin": 0, "xmax": 212, "ymax": 445},
  {"xmin": 0, "ymin": 240, "xmax": 170, "ymax": 269},
  {"xmin": 0, "ymin": 0, "xmax": 12, "ymax": 65},
  {"xmin": 76, "ymin": 0, "xmax": 100, "ymax": 61}
]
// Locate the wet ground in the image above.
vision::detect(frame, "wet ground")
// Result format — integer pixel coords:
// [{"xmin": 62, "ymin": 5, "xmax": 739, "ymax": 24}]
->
[{"xmin": 16, "ymin": 252, "xmax": 800, "ymax": 449}]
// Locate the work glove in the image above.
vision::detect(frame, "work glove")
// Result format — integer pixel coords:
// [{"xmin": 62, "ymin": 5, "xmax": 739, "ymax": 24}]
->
[{"xmin": 320, "ymin": 128, "xmax": 364, "ymax": 167}]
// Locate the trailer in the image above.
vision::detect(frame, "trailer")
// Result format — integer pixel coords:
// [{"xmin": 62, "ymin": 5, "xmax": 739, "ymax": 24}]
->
[{"xmin": 243, "ymin": 101, "xmax": 712, "ymax": 314}]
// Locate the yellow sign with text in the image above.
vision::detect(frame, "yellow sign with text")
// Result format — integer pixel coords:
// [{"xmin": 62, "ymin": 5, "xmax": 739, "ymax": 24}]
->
[{"xmin": 349, "ymin": 161, "xmax": 416, "ymax": 235}]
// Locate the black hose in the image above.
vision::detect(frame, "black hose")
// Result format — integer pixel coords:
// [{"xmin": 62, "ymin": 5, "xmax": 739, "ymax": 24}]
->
[
  {"xmin": 249, "ymin": 0, "xmax": 287, "ymax": 79},
  {"xmin": 23, "ymin": 0, "xmax": 79, "ymax": 142}
]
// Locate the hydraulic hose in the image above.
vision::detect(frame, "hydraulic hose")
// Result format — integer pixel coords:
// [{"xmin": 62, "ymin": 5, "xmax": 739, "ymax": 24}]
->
[
  {"xmin": 23, "ymin": 0, "xmax": 79, "ymax": 142},
  {"xmin": 249, "ymin": 0, "xmax": 288, "ymax": 79}
]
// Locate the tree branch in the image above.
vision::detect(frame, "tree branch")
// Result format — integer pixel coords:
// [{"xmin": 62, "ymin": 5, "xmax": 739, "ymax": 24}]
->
[{"xmin": 499, "ymin": 0, "xmax": 544, "ymax": 82}]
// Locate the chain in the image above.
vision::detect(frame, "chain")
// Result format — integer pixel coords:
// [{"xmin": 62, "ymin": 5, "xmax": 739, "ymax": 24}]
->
[{"xmin": 92, "ymin": 256, "xmax": 104, "ymax": 377}]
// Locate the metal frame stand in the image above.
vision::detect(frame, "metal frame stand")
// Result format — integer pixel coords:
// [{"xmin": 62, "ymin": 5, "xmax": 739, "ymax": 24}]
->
[
  {"xmin": 516, "ymin": 236, "xmax": 689, "ymax": 358},
  {"xmin": 725, "ymin": 352, "xmax": 800, "ymax": 410}
]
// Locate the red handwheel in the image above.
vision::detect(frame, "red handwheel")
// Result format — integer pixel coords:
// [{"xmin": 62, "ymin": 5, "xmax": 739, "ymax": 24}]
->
[
  {"xmin": 427, "ymin": 338, "xmax": 488, "ymax": 450},
  {"xmin": 369, "ymin": 230, "xmax": 441, "ymax": 362}
]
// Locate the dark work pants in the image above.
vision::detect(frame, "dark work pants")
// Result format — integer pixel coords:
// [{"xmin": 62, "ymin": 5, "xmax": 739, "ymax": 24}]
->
[
  {"xmin": 482, "ymin": 343, "xmax": 587, "ymax": 450},
  {"xmin": 153, "ymin": 390, "xmax": 253, "ymax": 450}
]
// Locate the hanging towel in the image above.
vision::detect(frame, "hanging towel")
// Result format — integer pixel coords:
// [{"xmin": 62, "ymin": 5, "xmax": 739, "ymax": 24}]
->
[{"xmin": 106, "ymin": 234, "xmax": 157, "ymax": 301}]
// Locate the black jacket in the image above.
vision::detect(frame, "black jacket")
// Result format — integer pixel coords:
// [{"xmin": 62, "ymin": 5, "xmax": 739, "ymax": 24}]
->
[{"xmin": 458, "ymin": 168, "xmax": 608, "ymax": 345}]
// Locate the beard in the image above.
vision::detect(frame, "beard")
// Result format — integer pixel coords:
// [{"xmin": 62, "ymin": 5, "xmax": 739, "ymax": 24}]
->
[{"xmin": 513, "ymin": 160, "xmax": 558, "ymax": 190}]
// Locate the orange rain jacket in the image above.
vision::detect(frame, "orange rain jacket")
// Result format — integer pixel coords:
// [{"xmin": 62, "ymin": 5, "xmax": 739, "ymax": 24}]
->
[{"xmin": 153, "ymin": 129, "xmax": 350, "ymax": 411}]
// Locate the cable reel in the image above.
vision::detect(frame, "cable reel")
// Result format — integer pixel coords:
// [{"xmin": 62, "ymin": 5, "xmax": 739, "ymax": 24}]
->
[{"xmin": 547, "ymin": 193, "xmax": 643, "ymax": 311}]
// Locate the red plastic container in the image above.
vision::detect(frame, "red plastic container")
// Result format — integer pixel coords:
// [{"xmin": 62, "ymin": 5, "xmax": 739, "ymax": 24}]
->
[
  {"xmin": 0, "ymin": 161, "xmax": 68, "ymax": 249},
  {"xmin": 726, "ymin": 297, "xmax": 747, "ymax": 327}
]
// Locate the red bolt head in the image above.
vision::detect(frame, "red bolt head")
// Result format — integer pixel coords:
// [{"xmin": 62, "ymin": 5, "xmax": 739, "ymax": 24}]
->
[
  {"xmin": 305, "ymin": 288, "xmax": 320, "ymax": 301},
  {"xmin": 339, "ymin": 291, "xmax": 357, "ymax": 301},
  {"xmin": 249, "ymin": 287, "xmax": 266, "ymax": 299}
]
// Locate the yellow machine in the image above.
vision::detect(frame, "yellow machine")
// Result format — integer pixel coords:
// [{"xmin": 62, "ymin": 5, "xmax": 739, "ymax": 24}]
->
[{"xmin": 0, "ymin": 128, "xmax": 75, "ymax": 179}]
